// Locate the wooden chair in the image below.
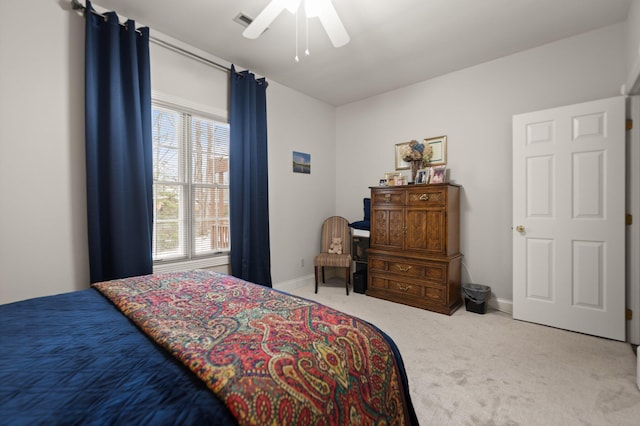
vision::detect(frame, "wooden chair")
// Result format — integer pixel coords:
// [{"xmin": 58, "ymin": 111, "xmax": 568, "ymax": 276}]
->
[{"xmin": 313, "ymin": 216, "xmax": 352, "ymax": 295}]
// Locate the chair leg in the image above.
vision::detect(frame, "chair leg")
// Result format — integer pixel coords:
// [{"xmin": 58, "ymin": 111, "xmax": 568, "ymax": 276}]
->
[
  {"xmin": 314, "ymin": 266, "xmax": 318, "ymax": 293},
  {"xmin": 322, "ymin": 267, "xmax": 325, "ymax": 283},
  {"xmin": 345, "ymin": 266, "xmax": 350, "ymax": 295}
]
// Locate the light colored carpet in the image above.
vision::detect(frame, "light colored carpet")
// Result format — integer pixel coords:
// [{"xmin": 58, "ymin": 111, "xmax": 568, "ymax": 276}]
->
[{"xmin": 288, "ymin": 280, "xmax": 640, "ymax": 425}]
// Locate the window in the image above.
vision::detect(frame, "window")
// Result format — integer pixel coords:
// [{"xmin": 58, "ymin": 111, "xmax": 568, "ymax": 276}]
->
[{"xmin": 152, "ymin": 102, "xmax": 230, "ymax": 263}]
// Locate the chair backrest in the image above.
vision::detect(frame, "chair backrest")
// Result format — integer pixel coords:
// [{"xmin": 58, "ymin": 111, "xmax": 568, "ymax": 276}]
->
[
  {"xmin": 363, "ymin": 198, "xmax": 371, "ymax": 221},
  {"xmin": 320, "ymin": 216, "xmax": 351, "ymax": 254}
]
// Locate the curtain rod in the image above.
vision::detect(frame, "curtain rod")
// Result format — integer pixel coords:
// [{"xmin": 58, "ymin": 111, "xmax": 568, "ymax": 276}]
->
[
  {"xmin": 70, "ymin": 0, "xmax": 231, "ymax": 73},
  {"xmin": 150, "ymin": 37, "xmax": 230, "ymax": 74}
]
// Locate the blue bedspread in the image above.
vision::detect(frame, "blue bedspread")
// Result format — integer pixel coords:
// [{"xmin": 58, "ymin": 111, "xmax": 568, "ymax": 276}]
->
[{"xmin": 0, "ymin": 288, "xmax": 236, "ymax": 425}]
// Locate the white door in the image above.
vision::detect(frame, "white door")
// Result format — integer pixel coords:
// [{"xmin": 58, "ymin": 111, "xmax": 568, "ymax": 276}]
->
[{"xmin": 513, "ymin": 96, "xmax": 626, "ymax": 341}]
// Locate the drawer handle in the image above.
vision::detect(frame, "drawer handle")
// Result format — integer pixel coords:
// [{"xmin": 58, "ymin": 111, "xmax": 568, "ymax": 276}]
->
[
  {"xmin": 397, "ymin": 284, "xmax": 412, "ymax": 292},
  {"xmin": 384, "ymin": 194, "xmax": 391, "ymax": 202},
  {"xmin": 419, "ymin": 193, "xmax": 430, "ymax": 201},
  {"xmin": 397, "ymin": 265, "xmax": 412, "ymax": 272}
]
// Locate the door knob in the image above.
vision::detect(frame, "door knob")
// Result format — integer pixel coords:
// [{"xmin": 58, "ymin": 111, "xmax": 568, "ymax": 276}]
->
[{"xmin": 515, "ymin": 225, "xmax": 525, "ymax": 233}]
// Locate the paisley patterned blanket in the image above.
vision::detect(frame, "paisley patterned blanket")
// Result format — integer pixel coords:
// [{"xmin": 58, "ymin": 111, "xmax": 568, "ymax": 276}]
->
[{"xmin": 93, "ymin": 271, "xmax": 417, "ymax": 425}]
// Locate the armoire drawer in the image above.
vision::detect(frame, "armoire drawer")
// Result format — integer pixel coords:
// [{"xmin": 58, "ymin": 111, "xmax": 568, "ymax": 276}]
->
[
  {"xmin": 386, "ymin": 279, "xmax": 422, "ymax": 297},
  {"xmin": 406, "ymin": 187, "xmax": 446, "ymax": 206},
  {"xmin": 424, "ymin": 285, "xmax": 446, "ymax": 304},
  {"xmin": 388, "ymin": 261, "xmax": 425, "ymax": 277},
  {"xmin": 369, "ymin": 256, "xmax": 447, "ymax": 284},
  {"xmin": 369, "ymin": 275, "xmax": 446, "ymax": 304},
  {"xmin": 371, "ymin": 190, "xmax": 403, "ymax": 206}
]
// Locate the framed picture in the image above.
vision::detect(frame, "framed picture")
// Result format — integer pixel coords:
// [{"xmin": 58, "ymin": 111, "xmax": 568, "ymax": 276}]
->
[
  {"xmin": 395, "ymin": 142, "xmax": 411, "ymax": 170},
  {"xmin": 424, "ymin": 135, "xmax": 447, "ymax": 166},
  {"xmin": 385, "ymin": 172, "xmax": 403, "ymax": 186},
  {"xmin": 292, "ymin": 151, "xmax": 310, "ymax": 174},
  {"xmin": 431, "ymin": 165, "xmax": 446, "ymax": 183},
  {"xmin": 416, "ymin": 168, "xmax": 430, "ymax": 184}
]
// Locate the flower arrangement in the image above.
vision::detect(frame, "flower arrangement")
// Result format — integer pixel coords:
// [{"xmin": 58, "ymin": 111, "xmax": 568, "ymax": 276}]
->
[{"xmin": 401, "ymin": 140, "xmax": 433, "ymax": 166}]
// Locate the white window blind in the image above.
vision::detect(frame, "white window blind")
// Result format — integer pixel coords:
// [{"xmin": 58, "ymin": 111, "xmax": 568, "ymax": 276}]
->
[{"xmin": 152, "ymin": 103, "xmax": 230, "ymax": 263}]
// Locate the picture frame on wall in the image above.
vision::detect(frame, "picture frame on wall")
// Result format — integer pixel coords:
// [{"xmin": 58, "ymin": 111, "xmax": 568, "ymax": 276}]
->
[
  {"xmin": 395, "ymin": 142, "xmax": 411, "ymax": 170},
  {"xmin": 292, "ymin": 151, "xmax": 311, "ymax": 174},
  {"xmin": 424, "ymin": 135, "xmax": 447, "ymax": 166}
]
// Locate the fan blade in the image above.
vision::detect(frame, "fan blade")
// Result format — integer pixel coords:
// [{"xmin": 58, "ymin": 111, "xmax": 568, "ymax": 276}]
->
[
  {"xmin": 316, "ymin": 0, "xmax": 350, "ymax": 47},
  {"xmin": 243, "ymin": 0, "xmax": 288, "ymax": 39},
  {"xmin": 283, "ymin": 0, "xmax": 302, "ymax": 14}
]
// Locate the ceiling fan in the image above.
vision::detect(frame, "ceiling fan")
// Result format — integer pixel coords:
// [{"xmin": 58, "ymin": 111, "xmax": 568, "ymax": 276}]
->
[{"xmin": 243, "ymin": 0, "xmax": 350, "ymax": 48}]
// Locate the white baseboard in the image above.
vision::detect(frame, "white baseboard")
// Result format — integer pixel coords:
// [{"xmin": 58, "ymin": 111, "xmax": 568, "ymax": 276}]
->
[
  {"xmin": 637, "ymin": 352, "xmax": 639, "ymax": 391},
  {"xmin": 273, "ymin": 274, "xmax": 314, "ymax": 293},
  {"xmin": 490, "ymin": 297, "xmax": 513, "ymax": 315}
]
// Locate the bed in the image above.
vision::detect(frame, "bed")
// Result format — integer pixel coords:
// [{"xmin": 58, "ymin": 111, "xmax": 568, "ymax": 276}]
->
[{"xmin": 0, "ymin": 270, "xmax": 418, "ymax": 425}]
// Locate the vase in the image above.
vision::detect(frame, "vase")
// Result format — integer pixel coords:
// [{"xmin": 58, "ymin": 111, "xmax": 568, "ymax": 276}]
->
[{"xmin": 410, "ymin": 160, "xmax": 422, "ymax": 183}]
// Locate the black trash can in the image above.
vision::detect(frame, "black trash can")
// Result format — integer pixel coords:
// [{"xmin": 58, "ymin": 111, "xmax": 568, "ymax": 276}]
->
[
  {"xmin": 462, "ymin": 283, "xmax": 491, "ymax": 314},
  {"xmin": 353, "ymin": 270, "xmax": 367, "ymax": 294}
]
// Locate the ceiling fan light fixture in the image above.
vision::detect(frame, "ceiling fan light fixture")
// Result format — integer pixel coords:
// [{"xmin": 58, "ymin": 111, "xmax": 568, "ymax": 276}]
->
[
  {"xmin": 243, "ymin": 0, "xmax": 349, "ymax": 49},
  {"xmin": 284, "ymin": 0, "xmax": 302, "ymax": 14},
  {"xmin": 304, "ymin": 0, "xmax": 325, "ymax": 18}
]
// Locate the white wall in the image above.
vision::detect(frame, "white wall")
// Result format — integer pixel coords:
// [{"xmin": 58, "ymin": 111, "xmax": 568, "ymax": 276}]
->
[
  {"xmin": 267, "ymin": 81, "xmax": 337, "ymax": 286},
  {"xmin": 335, "ymin": 23, "xmax": 627, "ymax": 306},
  {"xmin": 0, "ymin": 2, "xmax": 632, "ymax": 307},
  {"xmin": 626, "ymin": 0, "xmax": 640, "ymax": 88},
  {"xmin": 150, "ymin": 43, "xmax": 228, "ymax": 117},
  {"xmin": 0, "ymin": 1, "xmax": 88, "ymax": 304},
  {"xmin": 0, "ymin": 1, "xmax": 335, "ymax": 303}
]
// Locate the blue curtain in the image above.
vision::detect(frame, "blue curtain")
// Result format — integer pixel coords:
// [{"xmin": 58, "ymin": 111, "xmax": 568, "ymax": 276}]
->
[
  {"xmin": 229, "ymin": 66, "xmax": 272, "ymax": 287},
  {"xmin": 84, "ymin": 1, "xmax": 153, "ymax": 283}
]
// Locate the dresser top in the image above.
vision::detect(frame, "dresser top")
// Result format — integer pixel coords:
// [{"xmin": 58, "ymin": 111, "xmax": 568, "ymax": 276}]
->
[{"xmin": 370, "ymin": 182, "xmax": 461, "ymax": 189}]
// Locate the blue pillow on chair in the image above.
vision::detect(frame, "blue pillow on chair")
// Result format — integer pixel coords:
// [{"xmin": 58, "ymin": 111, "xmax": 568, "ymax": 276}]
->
[{"xmin": 349, "ymin": 198, "xmax": 370, "ymax": 230}]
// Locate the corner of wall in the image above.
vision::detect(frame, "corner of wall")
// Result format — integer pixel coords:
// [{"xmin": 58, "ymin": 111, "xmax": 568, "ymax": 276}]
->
[
  {"xmin": 490, "ymin": 297, "xmax": 514, "ymax": 315},
  {"xmin": 273, "ymin": 274, "xmax": 315, "ymax": 293}
]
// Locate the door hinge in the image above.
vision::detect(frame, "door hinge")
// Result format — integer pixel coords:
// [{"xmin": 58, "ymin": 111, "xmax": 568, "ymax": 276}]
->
[
  {"xmin": 627, "ymin": 214, "xmax": 633, "ymax": 225},
  {"xmin": 626, "ymin": 308, "xmax": 633, "ymax": 321},
  {"xmin": 626, "ymin": 119, "xmax": 633, "ymax": 130}
]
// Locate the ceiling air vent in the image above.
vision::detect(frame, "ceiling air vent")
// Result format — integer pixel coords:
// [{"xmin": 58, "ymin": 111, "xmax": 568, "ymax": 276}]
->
[{"xmin": 234, "ymin": 13, "xmax": 255, "ymax": 28}]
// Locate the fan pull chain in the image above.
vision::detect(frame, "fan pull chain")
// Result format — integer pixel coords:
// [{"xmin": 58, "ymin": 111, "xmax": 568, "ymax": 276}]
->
[
  {"xmin": 294, "ymin": 8, "xmax": 300, "ymax": 62},
  {"xmin": 305, "ymin": 12, "xmax": 310, "ymax": 56}
]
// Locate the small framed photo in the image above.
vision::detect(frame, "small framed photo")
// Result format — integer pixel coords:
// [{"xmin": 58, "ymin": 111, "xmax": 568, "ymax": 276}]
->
[
  {"xmin": 431, "ymin": 165, "xmax": 446, "ymax": 183},
  {"xmin": 293, "ymin": 151, "xmax": 311, "ymax": 174},
  {"xmin": 379, "ymin": 178, "xmax": 388, "ymax": 186},
  {"xmin": 385, "ymin": 172, "xmax": 399, "ymax": 179},
  {"xmin": 385, "ymin": 172, "xmax": 403, "ymax": 186},
  {"xmin": 395, "ymin": 142, "xmax": 411, "ymax": 170},
  {"xmin": 424, "ymin": 135, "xmax": 447, "ymax": 166},
  {"xmin": 416, "ymin": 168, "xmax": 430, "ymax": 184}
]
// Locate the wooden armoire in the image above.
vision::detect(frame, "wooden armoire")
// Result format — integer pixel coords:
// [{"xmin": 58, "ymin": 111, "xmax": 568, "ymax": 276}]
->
[{"xmin": 367, "ymin": 183, "xmax": 462, "ymax": 315}]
